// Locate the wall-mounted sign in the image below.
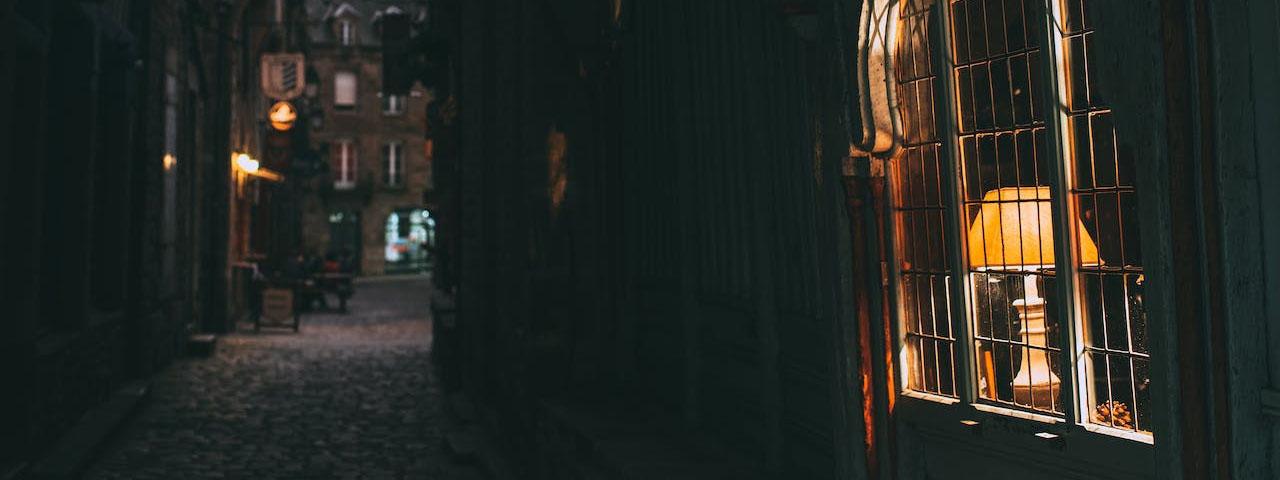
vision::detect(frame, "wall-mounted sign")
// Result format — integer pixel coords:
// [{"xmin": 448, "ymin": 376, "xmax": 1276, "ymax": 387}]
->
[
  {"xmin": 269, "ymin": 101, "xmax": 297, "ymax": 131},
  {"xmin": 261, "ymin": 53, "xmax": 306, "ymax": 100}
]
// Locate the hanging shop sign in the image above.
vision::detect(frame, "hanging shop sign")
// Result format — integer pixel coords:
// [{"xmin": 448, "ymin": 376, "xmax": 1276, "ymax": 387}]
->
[
  {"xmin": 261, "ymin": 53, "xmax": 306, "ymax": 100},
  {"xmin": 269, "ymin": 101, "xmax": 297, "ymax": 131}
]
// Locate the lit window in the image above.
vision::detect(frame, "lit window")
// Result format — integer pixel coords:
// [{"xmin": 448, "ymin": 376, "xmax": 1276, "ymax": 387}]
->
[
  {"xmin": 334, "ymin": 72, "xmax": 356, "ymax": 109},
  {"xmin": 382, "ymin": 93, "xmax": 404, "ymax": 114},
  {"xmin": 340, "ymin": 20, "xmax": 355, "ymax": 45},
  {"xmin": 382, "ymin": 141, "xmax": 403, "ymax": 186},
  {"xmin": 891, "ymin": 0, "xmax": 1150, "ymax": 439},
  {"xmin": 333, "ymin": 139, "xmax": 357, "ymax": 189}
]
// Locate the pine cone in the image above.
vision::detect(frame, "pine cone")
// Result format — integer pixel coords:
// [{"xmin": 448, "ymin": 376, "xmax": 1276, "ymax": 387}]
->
[{"xmin": 1094, "ymin": 401, "xmax": 1134, "ymax": 429}]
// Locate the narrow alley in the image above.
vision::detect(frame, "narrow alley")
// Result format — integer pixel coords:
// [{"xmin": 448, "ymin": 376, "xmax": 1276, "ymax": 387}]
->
[{"xmin": 83, "ymin": 278, "xmax": 481, "ymax": 480}]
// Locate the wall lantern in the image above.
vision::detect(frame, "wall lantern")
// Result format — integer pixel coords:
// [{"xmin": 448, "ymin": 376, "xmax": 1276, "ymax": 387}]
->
[
  {"xmin": 236, "ymin": 153, "xmax": 260, "ymax": 173},
  {"xmin": 269, "ymin": 101, "xmax": 297, "ymax": 131},
  {"xmin": 234, "ymin": 152, "xmax": 283, "ymax": 183}
]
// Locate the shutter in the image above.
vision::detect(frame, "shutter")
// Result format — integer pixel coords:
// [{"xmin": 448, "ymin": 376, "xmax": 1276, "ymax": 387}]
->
[
  {"xmin": 347, "ymin": 142, "xmax": 357, "ymax": 182},
  {"xmin": 330, "ymin": 142, "xmax": 343, "ymax": 182},
  {"xmin": 382, "ymin": 144, "xmax": 391, "ymax": 184},
  {"xmin": 335, "ymin": 72, "xmax": 356, "ymax": 106}
]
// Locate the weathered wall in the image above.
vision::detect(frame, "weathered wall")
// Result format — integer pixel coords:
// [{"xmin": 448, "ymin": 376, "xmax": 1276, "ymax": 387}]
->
[
  {"xmin": 444, "ymin": 0, "xmax": 864, "ymax": 477},
  {"xmin": 1, "ymin": 0, "xmax": 244, "ymax": 472}
]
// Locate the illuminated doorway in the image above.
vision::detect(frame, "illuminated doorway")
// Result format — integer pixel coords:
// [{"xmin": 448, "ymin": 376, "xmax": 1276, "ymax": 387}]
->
[{"xmin": 384, "ymin": 208, "xmax": 434, "ymax": 274}]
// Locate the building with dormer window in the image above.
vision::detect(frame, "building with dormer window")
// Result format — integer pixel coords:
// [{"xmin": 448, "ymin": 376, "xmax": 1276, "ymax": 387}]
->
[{"xmin": 300, "ymin": 0, "xmax": 434, "ymax": 276}]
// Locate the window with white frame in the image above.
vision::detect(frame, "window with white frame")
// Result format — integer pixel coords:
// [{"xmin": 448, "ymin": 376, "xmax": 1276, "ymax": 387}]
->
[
  {"xmin": 334, "ymin": 71, "xmax": 357, "ymax": 109},
  {"xmin": 339, "ymin": 20, "xmax": 355, "ymax": 45},
  {"xmin": 382, "ymin": 93, "xmax": 405, "ymax": 114},
  {"xmin": 333, "ymin": 139, "xmax": 357, "ymax": 189},
  {"xmin": 382, "ymin": 141, "xmax": 403, "ymax": 186},
  {"xmin": 891, "ymin": 0, "xmax": 1150, "ymax": 440}
]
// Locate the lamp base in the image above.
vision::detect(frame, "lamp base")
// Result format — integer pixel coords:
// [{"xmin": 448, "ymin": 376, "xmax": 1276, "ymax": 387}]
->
[{"xmin": 1010, "ymin": 293, "xmax": 1060, "ymax": 411}]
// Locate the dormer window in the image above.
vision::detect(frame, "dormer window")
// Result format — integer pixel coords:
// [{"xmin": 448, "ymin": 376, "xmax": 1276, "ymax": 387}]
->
[{"xmin": 339, "ymin": 20, "xmax": 355, "ymax": 45}]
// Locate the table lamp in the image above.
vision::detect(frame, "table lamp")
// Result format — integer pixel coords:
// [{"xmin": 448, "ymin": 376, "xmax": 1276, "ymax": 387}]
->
[{"xmin": 967, "ymin": 187, "xmax": 1099, "ymax": 410}]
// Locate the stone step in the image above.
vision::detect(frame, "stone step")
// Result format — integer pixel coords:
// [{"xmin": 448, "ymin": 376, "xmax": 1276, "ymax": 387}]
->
[{"xmin": 25, "ymin": 381, "xmax": 150, "ymax": 480}]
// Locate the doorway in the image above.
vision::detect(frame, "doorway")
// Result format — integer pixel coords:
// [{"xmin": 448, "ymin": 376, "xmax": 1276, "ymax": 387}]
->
[
  {"xmin": 328, "ymin": 209, "xmax": 361, "ymax": 274},
  {"xmin": 384, "ymin": 208, "xmax": 434, "ymax": 275}
]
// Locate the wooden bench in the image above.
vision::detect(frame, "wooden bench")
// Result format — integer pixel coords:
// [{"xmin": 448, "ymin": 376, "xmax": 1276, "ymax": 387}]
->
[{"xmin": 302, "ymin": 272, "xmax": 355, "ymax": 312}]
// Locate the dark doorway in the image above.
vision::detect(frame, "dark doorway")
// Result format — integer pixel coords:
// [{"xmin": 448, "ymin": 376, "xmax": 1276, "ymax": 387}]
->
[{"xmin": 328, "ymin": 209, "xmax": 362, "ymax": 274}]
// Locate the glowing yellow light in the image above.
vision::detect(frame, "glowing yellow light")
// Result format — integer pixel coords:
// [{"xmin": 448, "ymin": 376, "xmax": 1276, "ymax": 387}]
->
[
  {"xmin": 236, "ymin": 153, "xmax": 259, "ymax": 173},
  {"xmin": 163, "ymin": 154, "xmax": 176, "ymax": 170},
  {"xmin": 269, "ymin": 101, "xmax": 297, "ymax": 131}
]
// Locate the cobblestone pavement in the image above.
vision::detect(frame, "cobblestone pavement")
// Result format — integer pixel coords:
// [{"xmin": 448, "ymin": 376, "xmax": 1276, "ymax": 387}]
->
[{"xmin": 84, "ymin": 276, "xmax": 483, "ymax": 480}]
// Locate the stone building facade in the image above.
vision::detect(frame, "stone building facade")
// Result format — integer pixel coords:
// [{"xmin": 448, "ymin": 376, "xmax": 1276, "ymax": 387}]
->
[
  {"xmin": 300, "ymin": 0, "xmax": 432, "ymax": 276},
  {"xmin": 2, "ymin": 0, "xmax": 299, "ymax": 476}
]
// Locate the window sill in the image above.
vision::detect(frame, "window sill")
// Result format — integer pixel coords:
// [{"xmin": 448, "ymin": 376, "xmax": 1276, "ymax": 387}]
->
[
  {"xmin": 896, "ymin": 393, "xmax": 1154, "ymax": 477},
  {"xmin": 970, "ymin": 402, "xmax": 1064, "ymax": 425},
  {"xmin": 896, "ymin": 391, "xmax": 1157, "ymax": 445},
  {"xmin": 900, "ymin": 389, "xmax": 961, "ymax": 405}
]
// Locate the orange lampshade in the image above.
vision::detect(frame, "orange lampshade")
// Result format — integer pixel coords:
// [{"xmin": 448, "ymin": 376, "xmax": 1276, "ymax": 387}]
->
[{"xmin": 967, "ymin": 187, "xmax": 1099, "ymax": 270}]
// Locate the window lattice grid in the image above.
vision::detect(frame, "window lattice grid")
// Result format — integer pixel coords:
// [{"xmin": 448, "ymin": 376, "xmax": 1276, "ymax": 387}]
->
[
  {"xmin": 952, "ymin": 0, "xmax": 1064, "ymax": 415},
  {"xmin": 950, "ymin": 0, "xmax": 1045, "ymax": 134},
  {"xmin": 1058, "ymin": 0, "xmax": 1150, "ymax": 434},
  {"xmin": 896, "ymin": 1, "xmax": 958, "ymax": 398}
]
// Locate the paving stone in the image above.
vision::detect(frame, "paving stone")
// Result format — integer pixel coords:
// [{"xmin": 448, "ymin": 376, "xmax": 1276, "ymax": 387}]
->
[{"xmin": 83, "ymin": 278, "xmax": 482, "ymax": 479}]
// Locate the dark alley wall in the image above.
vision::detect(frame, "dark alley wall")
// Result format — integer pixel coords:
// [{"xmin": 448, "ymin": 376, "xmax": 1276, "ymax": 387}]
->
[
  {"xmin": 436, "ymin": 0, "xmax": 865, "ymax": 477},
  {"xmin": 2, "ymin": 0, "xmax": 266, "ymax": 475}
]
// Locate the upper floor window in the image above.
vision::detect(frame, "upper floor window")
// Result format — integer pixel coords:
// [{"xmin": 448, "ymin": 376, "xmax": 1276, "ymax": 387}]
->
[
  {"xmin": 333, "ymin": 139, "xmax": 357, "ymax": 189},
  {"xmin": 382, "ymin": 93, "xmax": 405, "ymax": 114},
  {"xmin": 382, "ymin": 141, "xmax": 404, "ymax": 186},
  {"xmin": 891, "ymin": 0, "xmax": 1150, "ymax": 441},
  {"xmin": 334, "ymin": 72, "xmax": 356, "ymax": 109},
  {"xmin": 339, "ymin": 20, "xmax": 355, "ymax": 45}
]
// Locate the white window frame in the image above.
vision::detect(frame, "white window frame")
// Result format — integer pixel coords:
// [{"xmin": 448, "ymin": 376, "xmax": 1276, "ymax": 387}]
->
[
  {"xmin": 383, "ymin": 141, "xmax": 404, "ymax": 186},
  {"xmin": 334, "ymin": 71, "xmax": 357, "ymax": 109},
  {"xmin": 339, "ymin": 20, "xmax": 355, "ymax": 46},
  {"xmin": 882, "ymin": 0, "xmax": 1156, "ymax": 462},
  {"xmin": 382, "ymin": 92, "xmax": 405, "ymax": 114},
  {"xmin": 334, "ymin": 139, "xmax": 357, "ymax": 190}
]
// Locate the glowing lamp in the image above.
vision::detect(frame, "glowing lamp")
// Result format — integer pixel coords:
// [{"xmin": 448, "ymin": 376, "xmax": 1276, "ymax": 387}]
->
[
  {"xmin": 269, "ymin": 101, "xmax": 297, "ymax": 131},
  {"xmin": 967, "ymin": 187, "xmax": 1099, "ymax": 409},
  {"xmin": 236, "ymin": 153, "xmax": 259, "ymax": 173}
]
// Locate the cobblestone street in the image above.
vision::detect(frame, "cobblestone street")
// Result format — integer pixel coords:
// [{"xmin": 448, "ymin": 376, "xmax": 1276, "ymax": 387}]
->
[{"xmin": 84, "ymin": 277, "xmax": 482, "ymax": 480}]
